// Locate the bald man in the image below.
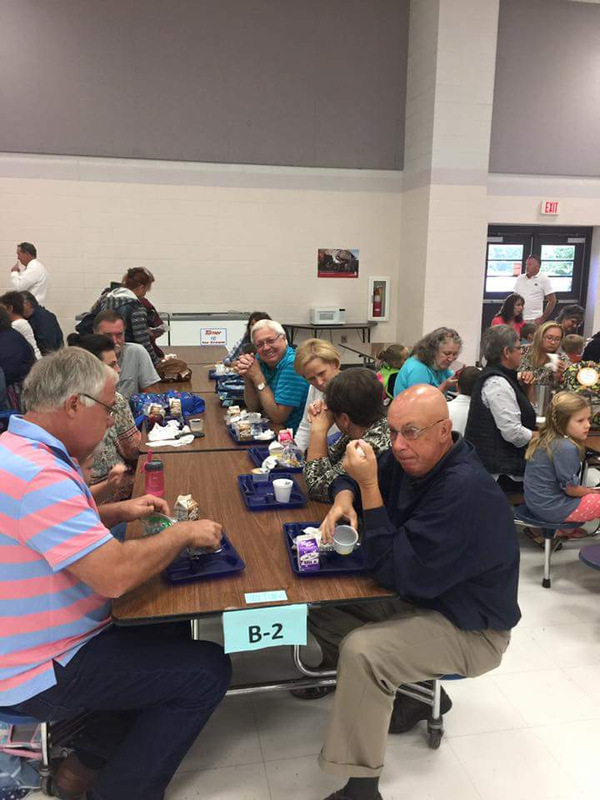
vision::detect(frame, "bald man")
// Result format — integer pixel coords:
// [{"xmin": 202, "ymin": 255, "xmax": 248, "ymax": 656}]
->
[{"xmin": 312, "ymin": 385, "xmax": 520, "ymax": 800}]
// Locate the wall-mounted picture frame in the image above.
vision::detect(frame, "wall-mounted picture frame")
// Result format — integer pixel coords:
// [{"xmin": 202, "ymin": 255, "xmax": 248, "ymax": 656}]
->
[{"xmin": 367, "ymin": 277, "xmax": 390, "ymax": 322}]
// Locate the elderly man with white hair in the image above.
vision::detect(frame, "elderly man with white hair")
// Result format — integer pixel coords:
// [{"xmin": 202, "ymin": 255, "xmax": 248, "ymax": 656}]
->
[
  {"xmin": 237, "ymin": 319, "xmax": 309, "ymax": 433},
  {"xmin": 0, "ymin": 348, "xmax": 231, "ymax": 800}
]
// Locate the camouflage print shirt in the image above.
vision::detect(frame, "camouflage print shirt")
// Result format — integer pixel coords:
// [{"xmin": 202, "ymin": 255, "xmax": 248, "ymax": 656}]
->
[{"xmin": 303, "ymin": 416, "xmax": 392, "ymax": 503}]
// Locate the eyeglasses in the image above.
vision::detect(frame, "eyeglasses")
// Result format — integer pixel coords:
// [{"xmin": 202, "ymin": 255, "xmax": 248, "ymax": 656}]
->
[
  {"xmin": 543, "ymin": 335, "xmax": 562, "ymax": 344},
  {"xmin": 80, "ymin": 394, "xmax": 118, "ymax": 418},
  {"xmin": 255, "ymin": 333, "xmax": 284, "ymax": 351},
  {"xmin": 390, "ymin": 418, "xmax": 447, "ymax": 442}
]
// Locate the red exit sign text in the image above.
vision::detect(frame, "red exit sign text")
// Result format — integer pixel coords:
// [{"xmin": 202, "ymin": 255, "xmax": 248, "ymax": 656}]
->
[{"xmin": 540, "ymin": 200, "xmax": 560, "ymax": 215}]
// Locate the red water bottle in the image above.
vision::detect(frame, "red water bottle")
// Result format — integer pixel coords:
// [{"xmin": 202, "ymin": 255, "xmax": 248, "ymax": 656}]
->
[{"xmin": 144, "ymin": 452, "xmax": 165, "ymax": 497}]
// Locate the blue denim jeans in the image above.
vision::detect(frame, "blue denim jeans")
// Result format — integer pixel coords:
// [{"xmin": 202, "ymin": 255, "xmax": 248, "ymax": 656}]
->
[{"xmin": 13, "ymin": 623, "xmax": 231, "ymax": 800}]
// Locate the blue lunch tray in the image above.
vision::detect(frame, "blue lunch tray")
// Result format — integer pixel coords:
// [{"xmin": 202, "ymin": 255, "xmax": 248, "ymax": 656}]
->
[
  {"xmin": 283, "ymin": 522, "xmax": 365, "ymax": 577},
  {"xmin": 248, "ymin": 447, "xmax": 304, "ymax": 473},
  {"xmin": 164, "ymin": 535, "xmax": 245, "ymax": 584},
  {"xmin": 238, "ymin": 473, "xmax": 307, "ymax": 510}
]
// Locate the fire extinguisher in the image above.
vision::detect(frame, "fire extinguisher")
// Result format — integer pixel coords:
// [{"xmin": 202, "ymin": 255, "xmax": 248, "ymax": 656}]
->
[{"xmin": 372, "ymin": 286, "xmax": 383, "ymax": 317}]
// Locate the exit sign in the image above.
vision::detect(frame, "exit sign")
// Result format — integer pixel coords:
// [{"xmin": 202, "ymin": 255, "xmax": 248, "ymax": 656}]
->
[{"xmin": 540, "ymin": 200, "xmax": 560, "ymax": 216}]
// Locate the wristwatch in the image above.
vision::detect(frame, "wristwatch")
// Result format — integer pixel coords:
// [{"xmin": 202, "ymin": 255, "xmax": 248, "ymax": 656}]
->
[{"xmin": 256, "ymin": 381, "xmax": 266, "ymax": 392}]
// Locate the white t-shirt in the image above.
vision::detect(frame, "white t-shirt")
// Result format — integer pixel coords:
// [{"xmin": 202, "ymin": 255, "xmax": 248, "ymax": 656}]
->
[
  {"xmin": 295, "ymin": 384, "xmax": 340, "ymax": 452},
  {"xmin": 10, "ymin": 259, "xmax": 49, "ymax": 304},
  {"xmin": 447, "ymin": 394, "xmax": 471, "ymax": 436},
  {"xmin": 12, "ymin": 318, "xmax": 41, "ymax": 360},
  {"xmin": 514, "ymin": 273, "xmax": 553, "ymax": 321}
]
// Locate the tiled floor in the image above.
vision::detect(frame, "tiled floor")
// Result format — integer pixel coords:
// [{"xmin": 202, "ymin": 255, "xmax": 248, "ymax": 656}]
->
[{"xmin": 28, "ymin": 534, "xmax": 600, "ymax": 799}]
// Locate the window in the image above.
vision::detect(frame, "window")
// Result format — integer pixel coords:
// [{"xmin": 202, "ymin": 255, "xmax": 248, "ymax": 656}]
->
[
  {"xmin": 485, "ymin": 244, "xmax": 524, "ymax": 293},
  {"xmin": 540, "ymin": 244, "xmax": 575, "ymax": 293}
]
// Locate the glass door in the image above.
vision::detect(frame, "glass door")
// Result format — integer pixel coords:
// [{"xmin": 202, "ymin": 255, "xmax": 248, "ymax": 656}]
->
[{"xmin": 482, "ymin": 226, "xmax": 592, "ymax": 332}]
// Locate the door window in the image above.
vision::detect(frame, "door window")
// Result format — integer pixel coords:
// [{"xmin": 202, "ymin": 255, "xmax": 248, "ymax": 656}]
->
[
  {"xmin": 540, "ymin": 244, "xmax": 575, "ymax": 293},
  {"xmin": 485, "ymin": 243, "xmax": 524, "ymax": 293}
]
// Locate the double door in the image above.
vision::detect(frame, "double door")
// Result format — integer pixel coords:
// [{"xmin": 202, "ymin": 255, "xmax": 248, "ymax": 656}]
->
[{"xmin": 482, "ymin": 225, "xmax": 593, "ymax": 330}]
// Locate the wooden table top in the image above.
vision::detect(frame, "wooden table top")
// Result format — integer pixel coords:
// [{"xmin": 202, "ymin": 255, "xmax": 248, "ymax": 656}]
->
[
  {"xmin": 163, "ymin": 345, "xmax": 228, "ymax": 363},
  {"xmin": 139, "ymin": 393, "xmax": 265, "ymax": 454},
  {"xmin": 156, "ymin": 364, "xmax": 218, "ymax": 394},
  {"xmin": 112, "ymin": 451, "xmax": 392, "ymax": 624}
]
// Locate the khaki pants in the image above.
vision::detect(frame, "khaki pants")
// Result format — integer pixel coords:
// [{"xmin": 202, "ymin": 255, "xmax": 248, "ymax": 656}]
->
[{"xmin": 309, "ymin": 599, "xmax": 510, "ymax": 779}]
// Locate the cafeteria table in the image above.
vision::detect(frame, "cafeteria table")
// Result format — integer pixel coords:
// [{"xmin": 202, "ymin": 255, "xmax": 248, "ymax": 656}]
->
[
  {"xmin": 139, "ymin": 393, "xmax": 278, "ymax": 454},
  {"xmin": 112, "ymin": 450, "xmax": 394, "ymax": 694},
  {"xmin": 163, "ymin": 345, "xmax": 228, "ymax": 363},
  {"xmin": 341, "ymin": 342, "xmax": 390, "ymax": 366}
]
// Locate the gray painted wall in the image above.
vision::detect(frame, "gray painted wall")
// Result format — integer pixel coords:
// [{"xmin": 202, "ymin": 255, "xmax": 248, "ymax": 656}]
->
[
  {"xmin": 490, "ymin": 0, "xmax": 600, "ymax": 177},
  {"xmin": 0, "ymin": 0, "xmax": 408, "ymax": 169}
]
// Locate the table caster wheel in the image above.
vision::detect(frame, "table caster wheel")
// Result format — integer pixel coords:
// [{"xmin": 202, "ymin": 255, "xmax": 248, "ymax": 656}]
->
[{"xmin": 428, "ymin": 729, "xmax": 443, "ymax": 749}]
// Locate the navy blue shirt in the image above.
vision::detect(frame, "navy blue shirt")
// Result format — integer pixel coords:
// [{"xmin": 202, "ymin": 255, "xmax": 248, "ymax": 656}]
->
[
  {"xmin": 332, "ymin": 435, "xmax": 521, "ymax": 632},
  {"xmin": 28, "ymin": 306, "xmax": 64, "ymax": 355},
  {"xmin": 0, "ymin": 329, "xmax": 36, "ymax": 384}
]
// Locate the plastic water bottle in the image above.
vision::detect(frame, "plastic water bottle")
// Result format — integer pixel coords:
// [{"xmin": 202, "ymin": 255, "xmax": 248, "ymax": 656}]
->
[{"xmin": 144, "ymin": 454, "xmax": 165, "ymax": 497}]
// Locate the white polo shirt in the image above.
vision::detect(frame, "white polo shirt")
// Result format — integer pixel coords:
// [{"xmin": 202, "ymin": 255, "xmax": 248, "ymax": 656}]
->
[
  {"xmin": 10, "ymin": 259, "xmax": 49, "ymax": 304},
  {"xmin": 514, "ymin": 273, "xmax": 553, "ymax": 321}
]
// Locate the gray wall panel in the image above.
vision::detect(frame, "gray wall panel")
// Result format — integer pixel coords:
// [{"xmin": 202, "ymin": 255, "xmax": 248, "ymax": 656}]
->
[
  {"xmin": 0, "ymin": 0, "xmax": 408, "ymax": 169},
  {"xmin": 490, "ymin": 0, "xmax": 600, "ymax": 177}
]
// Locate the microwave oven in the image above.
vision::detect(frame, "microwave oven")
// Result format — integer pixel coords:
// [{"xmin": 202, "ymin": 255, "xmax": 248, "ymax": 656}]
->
[{"xmin": 310, "ymin": 307, "xmax": 346, "ymax": 325}]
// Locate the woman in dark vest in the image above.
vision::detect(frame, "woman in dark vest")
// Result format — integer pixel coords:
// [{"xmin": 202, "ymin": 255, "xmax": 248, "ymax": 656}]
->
[{"xmin": 465, "ymin": 325, "xmax": 536, "ymax": 492}]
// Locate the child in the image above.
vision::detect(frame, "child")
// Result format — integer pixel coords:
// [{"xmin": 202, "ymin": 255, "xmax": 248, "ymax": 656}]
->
[
  {"xmin": 562, "ymin": 334, "xmax": 585, "ymax": 363},
  {"xmin": 524, "ymin": 392, "xmax": 599, "ymax": 539},
  {"xmin": 447, "ymin": 366, "xmax": 480, "ymax": 435},
  {"xmin": 520, "ymin": 322, "xmax": 536, "ymax": 350},
  {"xmin": 376, "ymin": 343, "xmax": 409, "ymax": 400}
]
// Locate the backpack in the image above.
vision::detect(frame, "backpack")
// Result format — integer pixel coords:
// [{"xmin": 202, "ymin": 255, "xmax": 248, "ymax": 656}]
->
[{"xmin": 75, "ymin": 297, "xmax": 135, "ymax": 338}]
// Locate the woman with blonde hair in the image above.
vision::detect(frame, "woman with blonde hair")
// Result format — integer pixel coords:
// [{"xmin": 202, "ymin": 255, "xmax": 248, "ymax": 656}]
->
[
  {"xmin": 524, "ymin": 392, "xmax": 599, "ymax": 539},
  {"xmin": 519, "ymin": 321, "xmax": 569, "ymax": 388},
  {"xmin": 294, "ymin": 338, "xmax": 341, "ymax": 451}
]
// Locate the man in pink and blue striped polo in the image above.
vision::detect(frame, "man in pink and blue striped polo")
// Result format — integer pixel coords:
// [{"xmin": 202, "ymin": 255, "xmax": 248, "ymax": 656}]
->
[{"xmin": 0, "ymin": 348, "xmax": 231, "ymax": 800}]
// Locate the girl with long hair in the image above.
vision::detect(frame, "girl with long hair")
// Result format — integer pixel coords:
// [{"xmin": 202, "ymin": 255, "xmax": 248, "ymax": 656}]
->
[{"xmin": 524, "ymin": 392, "xmax": 599, "ymax": 539}]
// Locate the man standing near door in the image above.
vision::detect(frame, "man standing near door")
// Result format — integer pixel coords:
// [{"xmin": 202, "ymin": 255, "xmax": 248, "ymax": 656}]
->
[{"xmin": 513, "ymin": 255, "xmax": 556, "ymax": 324}]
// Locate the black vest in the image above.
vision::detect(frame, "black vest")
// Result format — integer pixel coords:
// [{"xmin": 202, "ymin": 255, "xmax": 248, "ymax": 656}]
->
[{"xmin": 465, "ymin": 364, "xmax": 536, "ymax": 476}]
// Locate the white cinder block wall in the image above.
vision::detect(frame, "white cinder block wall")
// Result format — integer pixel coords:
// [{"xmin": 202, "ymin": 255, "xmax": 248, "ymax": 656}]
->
[
  {"xmin": 0, "ymin": 156, "xmax": 403, "ymax": 348},
  {"xmin": 1, "ymin": 157, "xmax": 600, "ymax": 360}
]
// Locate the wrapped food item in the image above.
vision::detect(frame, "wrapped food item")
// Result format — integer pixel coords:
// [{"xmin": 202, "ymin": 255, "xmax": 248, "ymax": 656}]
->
[
  {"xmin": 226, "ymin": 405, "xmax": 241, "ymax": 419},
  {"xmin": 143, "ymin": 513, "xmax": 176, "ymax": 537},
  {"xmin": 278, "ymin": 443, "xmax": 303, "ymax": 468},
  {"xmin": 174, "ymin": 494, "xmax": 200, "ymax": 522},
  {"xmin": 296, "ymin": 532, "xmax": 320, "ymax": 573},
  {"xmin": 268, "ymin": 440, "xmax": 284, "ymax": 456},
  {"xmin": 237, "ymin": 420, "xmax": 253, "ymax": 440},
  {"xmin": 169, "ymin": 397, "xmax": 182, "ymax": 418}
]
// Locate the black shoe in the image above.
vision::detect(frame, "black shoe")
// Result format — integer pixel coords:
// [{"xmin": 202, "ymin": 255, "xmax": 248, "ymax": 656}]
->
[
  {"xmin": 290, "ymin": 685, "xmax": 335, "ymax": 700},
  {"xmin": 388, "ymin": 683, "xmax": 452, "ymax": 734}
]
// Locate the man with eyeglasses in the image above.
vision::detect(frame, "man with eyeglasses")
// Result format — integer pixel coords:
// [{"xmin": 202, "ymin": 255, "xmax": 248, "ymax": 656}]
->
[
  {"xmin": 0, "ymin": 348, "xmax": 231, "ymax": 800},
  {"xmin": 310, "ymin": 384, "xmax": 520, "ymax": 800},
  {"xmin": 237, "ymin": 319, "xmax": 309, "ymax": 433}
]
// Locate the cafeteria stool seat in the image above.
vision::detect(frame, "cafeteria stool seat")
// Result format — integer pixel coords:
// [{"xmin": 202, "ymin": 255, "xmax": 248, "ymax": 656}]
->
[
  {"xmin": 513, "ymin": 504, "xmax": 582, "ymax": 588},
  {"xmin": 397, "ymin": 674, "xmax": 463, "ymax": 750},
  {"xmin": 0, "ymin": 707, "xmax": 52, "ymax": 794},
  {"xmin": 0, "ymin": 707, "xmax": 87, "ymax": 796},
  {"xmin": 579, "ymin": 543, "xmax": 600, "ymax": 572}
]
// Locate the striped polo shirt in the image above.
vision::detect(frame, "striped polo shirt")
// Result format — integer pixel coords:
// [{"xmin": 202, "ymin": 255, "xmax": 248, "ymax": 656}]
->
[
  {"xmin": 0, "ymin": 416, "xmax": 113, "ymax": 706},
  {"xmin": 259, "ymin": 346, "xmax": 309, "ymax": 434}
]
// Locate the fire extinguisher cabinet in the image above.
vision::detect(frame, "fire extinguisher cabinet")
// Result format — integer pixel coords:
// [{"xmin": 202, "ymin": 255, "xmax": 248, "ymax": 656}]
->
[{"xmin": 367, "ymin": 277, "xmax": 390, "ymax": 322}]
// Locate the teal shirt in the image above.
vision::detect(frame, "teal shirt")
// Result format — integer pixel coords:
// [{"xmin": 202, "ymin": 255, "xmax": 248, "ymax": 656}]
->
[
  {"xmin": 259, "ymin": 346, "xmax": 309, "ymax": 434},
  {"xmin": 393, "ymin": 356, "xmax": 452, "ymax": 396}
]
